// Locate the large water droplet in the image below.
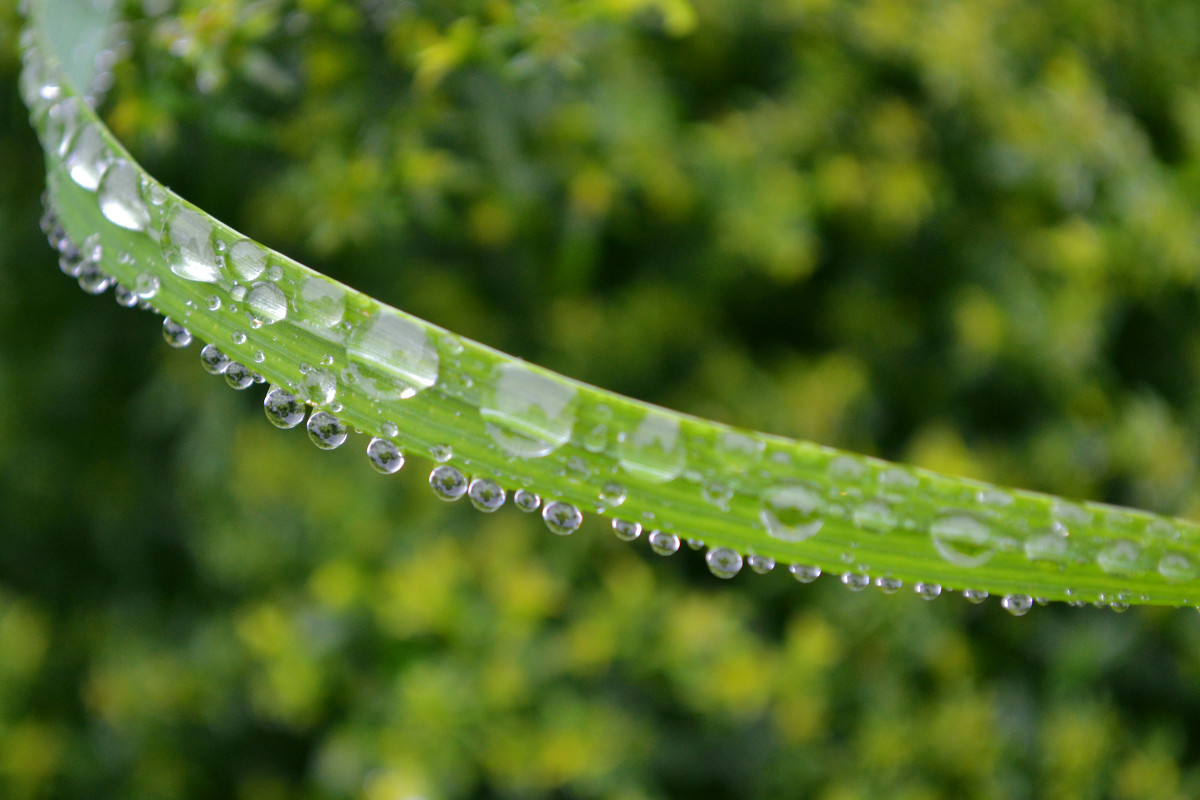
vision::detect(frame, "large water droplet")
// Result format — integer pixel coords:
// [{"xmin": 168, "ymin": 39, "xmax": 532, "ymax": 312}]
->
[
  {"xmin": 481, "ymin": 363, "xmax": 576, "ymax": 458},
  {"xmin": 788, "ymin": 564, "xmax": 822, "ymax": 583},
  {"xmin": 1097, "ymin": 541, "xmax": 1141, "ymax": 575},
  {"xmin": 162, "ymin": 318, "xmax": 192, "ymax": 348},
  {"xmin": 246, "ymin": 282, "xmax": 288, "ymax": 325},
  {"xmin": 930, "ymin": 513, "xmax": 995, "ymax": 568},
  {"xmin": 264, "ymin": 386, "xmax": 306, "ymax": 429},
  {"xmin": 467, "ymin": 478, "xmax": 506, "ymax": 512},
  {"xmin": 513, "ymin": 489, "xmax": 541, "ymax": 512},
  {"xmin": 618, "ymin": 411, "xmax": 686, "ymax": 483},
  {"xmin": 229, "ymin": 240, "xmax": 267, "ymax": 281},
  {"xmin": 760, "ymin": 483, "xmax": 824, "ymax": 542},
  {"xmin": 200, "ymin": 344, "xmax": 230, "ymax": 374},
  {"xmin": 542, "ymin": 501, "xmax": 582, "ymax": 535},
  {"xmin": 706, "ymin": 548, "xmax": 743, "ymax": 579},
  {"xmin": 225, "ymin": 362, "xmax": 254, "ymax": 390},
  {"xmin": 648, "ymin": 530, "xmax": 680, "ymax": 555},
  {"xmin": 347, "ymin": 309, "xmax": 439, "ymax": 400},
  {"xmin": 66, "ymin": 124, "xmax": 108, "ymax": 190},
  {"xmin": 612, "ymin": 519, "xmax": 642, "ymax": 541},
  {"xmin": 307, "ymin": 411, "xmax": 348, "ymax": 450},
  {"xmin": 296, "ymin": 277, "xmax": 346, "ymax": 328},
  {"xmin": 1001, "ymin": 594, "xmax": 1033, "ymax": 616},
  {"xmin": 366, "ymin": 437, "xmax": 404, "ymax": 474},
  {"xmin": 163, "ymin": 205, "xmax": 221, "ymax": 282},
  {"xmin": 98, "ymin": 159, "xmax": 150, "ymax": 231},
  {"xmin": 429, "ymin": 466, "xmax": 467, "ymax": 501}
]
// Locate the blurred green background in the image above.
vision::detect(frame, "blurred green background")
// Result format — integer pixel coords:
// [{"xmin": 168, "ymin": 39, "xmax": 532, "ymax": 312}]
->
[{"xmin": 4, "ymin": 0, "xmax": 1200, "ymax": 797}]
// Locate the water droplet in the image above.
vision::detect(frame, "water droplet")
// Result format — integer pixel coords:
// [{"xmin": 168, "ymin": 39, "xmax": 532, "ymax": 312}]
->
[
  {"xmin": 599, "ymin": 481, "xmax": 627, "ymax": 507},
  {"xmin": 366, "ymin": 437, "xmax": 404, "ymax": 474},
  {"xmin": 976, "ymin": 489, "xmax": 1014, "ymax": 507},
  {"xmin": 648, "ymin": 530, "xmax": 681, "ymax": 555},
  {"xmin": 66, "ymin": 124, "xmax": 108, "ymax": 190},
  {"xmin": 45, "ymin": 96, "xmax": 80, "ymax": 157},
  {"xmin": 582, "ymin": 425, "xmax": 608, "ymax": 452},
  {"xmin": 542, "ymin": 501, "xmax": 582, "ymax": 535},
  {"xmin": 788, "ymin": 564, "xmax": 822, "ymax": 583},
  {"xmin": 229, "ymin": 240, "xmax": 267, "ymax": 281},
  {"xmin": 513, "ymin": 489, "xmax": 541, "ymax": 512},
  {"xmin": 307, "ymin": 411, "xmax": 348, "ymax": 450},
  {"xmin": 1097, "ymin": 541, "xmax": 1141, "ymax": 575},
  {"xmin": 430, "ymin": 444, "xmax": 453, "ymax": 463},
  {"xmin": 468, "ymin": 478, "xmax": 506, "ymax": 512},
  {"xmin": 612, "ymin": 519, "xmax": 642, "ymax": 541},
  {"xmin": 875, "ymin": 576, "xmax": 902, "ymax": 593},
  {"xmin": 962, "ymin": 588, "xmax": 989, "ymax": 604},
  {"xmin": 264, "ymin": 386, "xmax": 306, "ymax": 429},
  {"xmin": 163, "ymin": 205, "xmax": 221, "ymax": 282},
  {"xmin": 300, "ymin": 369, "xmax": 337, "ymax": 406},
  {"xmin": 1001, "ymin": 594, "xmax": 1032, "ymax": 616},
  {"xmin": 851, "ymin": 499, "xmax": 897, "ymax": 533},
  {"xmin": 429, "ymin": 465, "xmax": 467, "ymax": 501},
  {"xmin": 380, "ymin": 421, "xmax": 399, "ymax": 438},
  {"xmin": 296, "ymin": 277, "xmax": 346, "ymax": 327},
  {"xmin": 1146, "ymin": 519, "xmax": 1182, "ymax": 542},
  {"xmin": 1024, "ymin": 528, "xmax": 1070, "ymax": 563},
  {"xmin": 1052, "ymin": 500, "xmax": 1092, "ymax": 526},
  {"xmin": 618, "ymin": 411, "xmax": 686, "ymax": 483},
  {"xmin": 200, "ymin": 344, "xmax": 229, "ymax": 374},
  {"xmin": 134, "ymin": 273, "xmax": 159, "ymax": 299},
  {"xmin": 225, "ymin": 362, "xmax": 253, "ymax": 389},
  {"xmin": 706, "ymin": 548, "xmax": 743, "ymax": 579},
  {"xmin": 479, "ymin": 363, "xmax": 577, "ymax": 458},
  {"xmin": 1158, "ymin": 553, "xmax": 1196, "ymax": 583},
  {"xmin": 914, "ymin": 583, "xmax": 942, "ymax": 600},
  {"xmin": 702, "ymin": 482, "xmax": 733, "ymax": 508},
  {"xmin": 828, "ymin": 456, "xmax": 867, "ymax": 481},
  {"xmin": 246, "ymin": 281, "xmax": 288, "ymax": 325},
  {"xmin": 113, "ymin": 284, "xmax": 137, "ymax": 307},
  {"xmin": 760, "ymin": 483, "xmax": 824, "ymax": 542},
  {"xmin": 347, "ymin": 308, "xmax": 439, "ymax": 400},
  {"xmin": 930, "ymin": 513, "xmax": 995, "ymax": 568},
  {"xmin": 205, "ymin": 295, "xmax": 221, "ymax": 311},
  {"xmin": 718, "ymin": 431, "xmax": 765, "ymax": 464},
  {"xmin": 747, "ymin": 554, "xmax": 775, "ymax": 573},
  {"xmin": 685, "ymin": 538, "xmax": 705, "ymax": 550},
  {"xmin": 162, "ymin": 318, "xmax": 192, "ymax": 348},
  {"xmin": 231, "ymin": 331, "xmax": 247, "ymax": 345},
  {"xmin": 76, "ymin": 261, "xmax": 112, "ymax": 294},
  {"xmin": 97, "ymin": 158, "xmax": 149, "ymax": 231},
  {"xmin": 841, "ymin": 572, "xmax": 869, "ymax": 591}
]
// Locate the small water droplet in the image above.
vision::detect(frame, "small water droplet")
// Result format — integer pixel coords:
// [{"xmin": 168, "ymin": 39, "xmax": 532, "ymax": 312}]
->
[
  {"xmin": 852, "ymin": 499, "xmax": 897, "ymax": 533},
  {"xmin": 264, "ymin": 386, "xmax": 306, "ymax": 428},
  {"xmin": 976, "ymin": 489, "xmax": 1014, "ymax": 507},
  {"xmin": 612, "ymin": 519, "xmax": 642, "ymax": 541},
  {"xmin": 718, "ymin": 431, "xmax": 765, "ymax": 463},
  {"xmin": 582, "ymin": 425, "xmax": 608, "ymax": 453},
  {"xmin": 200, "ymin": 344, "xmax": 230, "ymax": 374},
  {"xmin": 685, "ymin": 538, "xmax": 705, "ymax": 550},
  {"xmin": 1158, "ymin": 553, "xmax": 1196, "ymax": 583},
  {"xmin": 66, "ymin": 124, "xmax": 108, "ymax": 190},
  {"xmin": 930, "ymin": 513, "xmax": 995, "ymax": 568},
  {"xmin": 380, "ymin": 421, "xmax": 399, "ymax": 438},
  {"xmin": 599, "ymin": 481, "xmax": 627, "ymax": 507},
  {"xmin": 246, "ymin": 281, "xmax": 288, "ymax": 325},
  {"xmin": 962, "ymin": 588, "xmax": 989, "ymax": 604},
  {"xmin": 1024, "ymin": 527, "xmax": 1070, "ymax": 563},
  {"xmin": 76, "ymin": 261, "xmax": 112, "ymax": 294},
  {"xmin": 875, "ymin": 576, "xmax": 902, "ymax": 593},
  {"xmin": 366, "ymin": 437, "xmax": 404, "ymax": 474},
  {"xmin": 429, "ymin": 465, "xmax": 468, "ymax": 501},
  {"xmin": 468, "ymin": 478, "xmax": 506, "ymax": 512},
  {"xmin": 914, "ymin": 583, "xmax": 942, "ymax": 600},
  {"xmin": 648, "ymin": 530, "xmax": 680, "ymax": 555},
  {"xmin": 747, "ymin": 554, "xmax": 775, "ymax": 573},
  {"xmin": 706, "ymin": 548, "xmax": 743, "ymax": 579},
  {"xmin": 113, "ymin": 283, "xmax": 137, "ymax": 307},
  {"xmin": 253, "ymin": 350, "xmax": 265, "ymax": 363},
  {"xmin": 163, "ymin": 205, "xmax": 221, "ymax": 282},
  {"xmin": 760, "ymin": 483, "xmax": 824, "ymax": 542},
  {"xmin": 134, "ymin": 273, "xmax": 159, "ymax": 299},
  {"xmin": 618, "ymin": 411, "xmax": 686, "ymax": 483},
  {"xmin": 162, "ymin": 318, "xmax": 192, "ymax": 348},
  {"xmin": 513, "ymin": 489, "xmax": 541, "ymax": 512},
  {"xmin": 98, "ymin": 158, "xmax": 150, "ymax": 231},
  {"xmin": 225, "ymin": 362, "xmax": 253, "ymax": 389},
  {"xmin": 231, "ymin": 331, "xmax": 247, "ymax": 345},
  {"xmin": 788, "ymin": 564, "xmax": 822, "ymax": 583},
  {"xmin": 205, "ymin": 295, "xmax": 221, "ymax": 311},
  {"xmin": 841, "ymin": 572, "xmax": 869, "ymax": 591},
  {"xmin": 542, "ymin": 501, "xmax": 582, "ymax": 535},
  {"xmin": 430, "ymin": 444, "xmax": 453, "ymax": 463},
  {"xmin": 1001, "ymin": 594, "xmax": 1033, "ymax": 616},
  {"xmin": 702, "ymin": 482, "xmax": 733, "ymax": 508},
  {"xmin": 307, "ymin": 411, "xmax": 348, "ymax": 449},
  {"xmin": 481, "ymin": 363, "xmax": 576, "ymax": 458}
]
